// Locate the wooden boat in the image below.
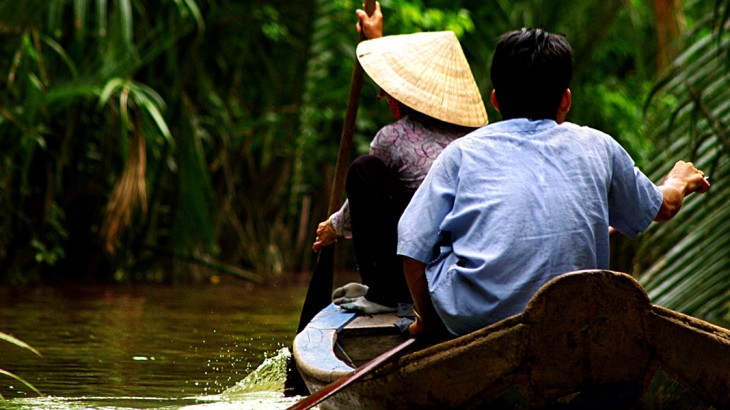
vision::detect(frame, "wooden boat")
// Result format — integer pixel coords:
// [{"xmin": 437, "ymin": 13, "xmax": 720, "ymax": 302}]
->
[{"xmin": 292, "ymin": 270, "xmax": 730, "ymax": 409}]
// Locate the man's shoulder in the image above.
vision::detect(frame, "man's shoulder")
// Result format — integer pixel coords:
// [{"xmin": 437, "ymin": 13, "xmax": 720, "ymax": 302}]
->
[
  {"xmin": 560, "ymin": 121, "xmax": 614, "ymax": 139},
  {"xmin": 443, "ymin": 119, "xmax": 621, "ymax": 153},
  {"xmin": 440, "ymin": 121, "xmax": 522, "ymax": 154}
]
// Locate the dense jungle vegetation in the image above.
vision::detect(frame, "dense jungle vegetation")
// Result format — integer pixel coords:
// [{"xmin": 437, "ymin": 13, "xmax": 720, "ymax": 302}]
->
[{"xmin": 0, "ymin": 0, "xmax": 728, "ymax": 323}]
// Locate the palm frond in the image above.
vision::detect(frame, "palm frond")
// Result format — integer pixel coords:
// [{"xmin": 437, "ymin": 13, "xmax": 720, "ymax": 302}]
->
[
  {"xmin": 0, "ymin": 332, "xmax": 42, "ymax": 397},
  {"xmin": 636, "ymin": 2, "xmax": 730, "ymax": 323},
  {"xmin": 0, "ymin": 369, "xmax": 43, "ymax": 397},
  {"xmin": 0, "ymin": 332, "xmax": 41, "ymax": 357}
]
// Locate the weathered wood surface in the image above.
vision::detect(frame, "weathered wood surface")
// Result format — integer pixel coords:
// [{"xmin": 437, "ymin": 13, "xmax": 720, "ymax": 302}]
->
[{"xmin": 293, "ymin": 270, "xmax": 730, "ymax": 409}]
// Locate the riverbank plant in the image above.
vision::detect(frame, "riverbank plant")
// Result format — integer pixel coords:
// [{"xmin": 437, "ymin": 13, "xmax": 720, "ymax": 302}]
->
[{"xmin": 0, "ymin": 332, "xmax": 42, "ymax": 398}]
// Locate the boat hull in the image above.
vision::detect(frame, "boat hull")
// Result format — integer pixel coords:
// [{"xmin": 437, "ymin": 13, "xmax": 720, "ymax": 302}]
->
[{"xmin": 293, "ymin": 270, "xmax": 730, "ymax": 409}]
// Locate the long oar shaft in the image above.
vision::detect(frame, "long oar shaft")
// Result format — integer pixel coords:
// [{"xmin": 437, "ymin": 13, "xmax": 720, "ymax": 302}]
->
[
  {"xmin": 296, "ymin": 0, "xmax": 377, "ymax": 333},
  {"xmin": 326, "ymin": 0, "xmax": 375, "ymax": 214},
  {"xmin": 287, "ymin": 1, "xmax": 379, "ymax": 396}
]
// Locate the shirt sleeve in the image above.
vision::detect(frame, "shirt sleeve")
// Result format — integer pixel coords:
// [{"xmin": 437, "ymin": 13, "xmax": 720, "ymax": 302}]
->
[
  {"xmin": 397, "ymin": 149, "xmax": 458, "ymax": 263},
  {"xmin": 607, "ymin": 143, "xmax": 663, "ymax": 238},
  {"xmin": 329, "ymin": 199, "xmax": 352, "ymax": 239}
]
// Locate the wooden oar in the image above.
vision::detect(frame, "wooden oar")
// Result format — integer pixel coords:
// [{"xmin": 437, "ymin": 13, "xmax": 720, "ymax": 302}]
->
[
  {"xmin": 286, "ymin": 337, "xmax": 417, "ymax": 410},
  {"xmin": 286, "ymin": 0, "xmax": 378, "ymax": 396},
  {"xmin": 295, "ymin": 0, "xmax": 377, "ymax": 337}
]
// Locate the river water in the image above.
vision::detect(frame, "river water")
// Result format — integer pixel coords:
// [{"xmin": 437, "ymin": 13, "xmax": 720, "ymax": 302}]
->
[{"xmin": 0, "ymin": 277, "xmax": 328, "ymax": 409}]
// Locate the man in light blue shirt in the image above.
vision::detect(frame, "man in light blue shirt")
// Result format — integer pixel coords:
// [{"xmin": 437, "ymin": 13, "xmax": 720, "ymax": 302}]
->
[{"xmin": 397, "ymin": 29, "xmax": 711, "ymax": 337}]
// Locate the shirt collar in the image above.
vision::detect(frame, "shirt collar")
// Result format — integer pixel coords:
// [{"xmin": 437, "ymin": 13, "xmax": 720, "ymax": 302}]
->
[{"xmin": 487, "ymin": 118, "xmax": 559, "ymax": 134}]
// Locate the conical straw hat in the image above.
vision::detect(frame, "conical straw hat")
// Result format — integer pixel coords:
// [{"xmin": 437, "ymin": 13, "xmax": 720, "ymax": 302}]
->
[{"xmin": 357, "ymin": 31, "xmax": 488, "ymax": 127}]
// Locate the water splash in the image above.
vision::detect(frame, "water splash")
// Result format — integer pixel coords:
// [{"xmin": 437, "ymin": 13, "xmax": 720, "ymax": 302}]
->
[
  {"xmin": 181, "ymin": 348, "xmax": 306, "ymax": 410},
  {"xmin": 219, "ymin": 348, "xmax": 290, "ymax": 396}
]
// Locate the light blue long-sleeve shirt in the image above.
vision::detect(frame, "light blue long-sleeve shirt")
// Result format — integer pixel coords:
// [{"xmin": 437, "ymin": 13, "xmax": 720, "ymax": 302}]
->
[{"xmin": 397, "ymin": 119, "xmax": 662, "ymax": 336}]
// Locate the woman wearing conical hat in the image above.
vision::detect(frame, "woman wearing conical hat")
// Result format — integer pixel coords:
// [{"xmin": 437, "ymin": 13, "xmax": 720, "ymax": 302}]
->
[{"xmin": 312, "ymin": 3, "xmax": 488, "ymax": 315}]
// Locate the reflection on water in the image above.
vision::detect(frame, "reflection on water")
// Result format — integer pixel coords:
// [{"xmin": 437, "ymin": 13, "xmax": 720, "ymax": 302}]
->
[{"xmin": 0, "ymin": 280, "xmax": 316, "ymax": 409}]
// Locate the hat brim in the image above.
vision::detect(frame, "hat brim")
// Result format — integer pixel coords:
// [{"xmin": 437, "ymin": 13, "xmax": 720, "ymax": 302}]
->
[{"xmin": 357, "ymin": 31, "xmax": 487, "ymax": 127}]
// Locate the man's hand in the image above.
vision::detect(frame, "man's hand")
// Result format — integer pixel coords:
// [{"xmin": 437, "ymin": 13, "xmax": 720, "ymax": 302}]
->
[
  {"xmin": 312, "ymin": 219, "xmax": 337, "ymax": 251},
  {"xmin": 408, "ymin": 315, "xmax": 429, "ymax": 337},
  {"xmin": 356, "ymin": 1, "xmax": 383, "ymax": 39},
  {"xmin": 655, "ymin": 161, "xmax": 710, "ymax": 221},
  {"xmin": 403, "ymin": 257, "xmax": 440, "ymax": 337},
  {"xmin": 663, "ymin": 160, "xmax": 710, "ymax": 195}
]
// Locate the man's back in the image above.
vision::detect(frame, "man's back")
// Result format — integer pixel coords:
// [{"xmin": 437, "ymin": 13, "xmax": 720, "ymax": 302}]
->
[
  {"xmin": 398, "ymin": 119, "xmax": 662, "ymax": 335},
  {"xmin": 398, "ymin": 28, "xmax": 709, "ymax": 339}
]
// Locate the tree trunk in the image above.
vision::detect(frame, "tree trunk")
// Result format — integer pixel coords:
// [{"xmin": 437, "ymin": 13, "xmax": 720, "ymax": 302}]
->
[{"xmin": 652, "ymin": 0, "xmax": 684, "ymax": 73}]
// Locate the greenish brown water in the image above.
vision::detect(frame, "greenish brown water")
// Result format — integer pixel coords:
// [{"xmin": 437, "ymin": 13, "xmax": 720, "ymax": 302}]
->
[{"xmin": 0, "ymin": 280, "xmax": 316, "ymax": 409}]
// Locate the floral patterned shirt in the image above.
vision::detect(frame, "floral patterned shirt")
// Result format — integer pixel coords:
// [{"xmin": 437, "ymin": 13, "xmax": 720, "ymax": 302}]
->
[{"xmin": 330, "ymin": 114, "xmax": 473, "ymax": 238}]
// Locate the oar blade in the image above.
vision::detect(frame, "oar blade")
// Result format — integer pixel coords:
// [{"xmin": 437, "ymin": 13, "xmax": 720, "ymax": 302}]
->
[{"xmin": 296, "ymin": 246, "xmax": 336, "ymax": 333}]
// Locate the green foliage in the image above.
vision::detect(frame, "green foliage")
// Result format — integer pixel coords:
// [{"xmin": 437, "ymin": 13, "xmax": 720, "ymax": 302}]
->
[
  {"xmin": 380, "ymin": 0, "xmax": 474, "ymax": 36},
  {"xmin": 0, "ymin": 0, "xmax": 726, "ymax": 314},
  {"xmin": 635, "ymin": 1, "xmax": 730, "ymax": 323},
  {"xmin": 0, "ymin": 0, "xmax": 214, "ymax": 282},
  {"xmin": 577, "ymin": 80, "xmax": 656, "ymax": 165}
]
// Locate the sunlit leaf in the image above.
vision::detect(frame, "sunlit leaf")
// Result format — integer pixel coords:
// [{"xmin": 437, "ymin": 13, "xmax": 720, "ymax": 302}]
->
[
  {"xmin": 98, "ymin": 77, "xmax": 126, "ymax": 107},
  {"xmin": 0, "ymin": 369, "xmax": 43, "ymax": 397},
  {"xmin": 118, "ymin": 0, "xmax": 133, "ymax": 47},
  {"xmin": 134, "ymin": 90, "xmax": 172, "ymax": 143},
  {"xmin": 0, "ymin": 332, "xmax": 41, "ymax": 357}
]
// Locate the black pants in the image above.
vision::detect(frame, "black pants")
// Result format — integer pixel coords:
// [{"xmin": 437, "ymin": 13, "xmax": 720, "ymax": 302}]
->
[{"xmin": 346, "ymin": 155, "xmax": 413, "ymax": 307}]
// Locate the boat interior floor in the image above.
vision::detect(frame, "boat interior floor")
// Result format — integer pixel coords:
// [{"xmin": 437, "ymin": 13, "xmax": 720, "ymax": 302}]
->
[{"xmin": 335, "ymin": 313, "xmax": 403, "ymax": 367}]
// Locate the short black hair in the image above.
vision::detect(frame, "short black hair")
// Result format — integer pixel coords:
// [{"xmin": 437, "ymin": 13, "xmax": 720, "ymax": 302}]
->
[{"xmin": 490, "ymin": 28, "xmax": 573, "ymax": 121}]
